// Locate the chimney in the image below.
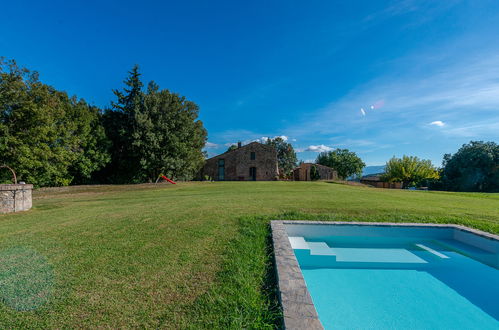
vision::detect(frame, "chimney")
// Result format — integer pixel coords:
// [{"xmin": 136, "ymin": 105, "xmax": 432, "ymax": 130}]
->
[{"xmin": 238, "ymin": 141, "xmax": 242, "ymax": 148}]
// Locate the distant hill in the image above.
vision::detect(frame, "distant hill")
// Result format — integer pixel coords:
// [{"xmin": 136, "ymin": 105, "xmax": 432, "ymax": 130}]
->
[
  {"xmin": 363, "ymin": 165, "xmax": 385, "ymax": 176},
  {"xmin": 347, "ymin": 165, "xmax": 385, "ymax": 180}
]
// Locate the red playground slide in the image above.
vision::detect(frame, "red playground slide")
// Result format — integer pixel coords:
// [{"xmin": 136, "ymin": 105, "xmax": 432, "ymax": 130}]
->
[{"xmin": 161, "ymin": 175, "xmax": 176, "ymax": 184}]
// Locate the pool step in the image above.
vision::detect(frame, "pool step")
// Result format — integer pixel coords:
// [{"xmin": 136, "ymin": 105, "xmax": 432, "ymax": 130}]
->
[
  {"xmin": 415, "ymin": 243, "xmax": 449, "ymax": 259},
  {"xmin": 291, "ymin": 238, "xmax": 427, "ymax": 265},
  {"xmin": 330, "ymin": 247, "xmax": 427, "ymax": 264},
  {"xmin": 288, "ymin": 236, "xmax": 309, "ymax": 249},
  {"xmin": 308, "ymin": 242, "xmax": 336, "ymax": 256}
]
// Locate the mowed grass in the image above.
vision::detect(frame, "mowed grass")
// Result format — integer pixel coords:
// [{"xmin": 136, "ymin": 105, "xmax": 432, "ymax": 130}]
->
[{"xmin": 0, "ymin": 181, "xmax": 498, "ymax": 328}]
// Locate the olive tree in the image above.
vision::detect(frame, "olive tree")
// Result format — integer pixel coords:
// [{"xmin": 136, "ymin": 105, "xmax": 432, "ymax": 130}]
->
[{"xmin": 382, "ymin": 155, "xmax": 439, "ymax": 188}]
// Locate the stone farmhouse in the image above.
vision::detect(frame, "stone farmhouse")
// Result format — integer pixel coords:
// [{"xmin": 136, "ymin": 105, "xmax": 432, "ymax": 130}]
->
[{"xmin": 201, "ymin": 142, "xmax": 279, "ymax": 181}]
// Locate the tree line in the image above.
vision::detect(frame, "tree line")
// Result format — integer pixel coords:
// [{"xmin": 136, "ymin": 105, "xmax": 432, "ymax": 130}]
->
[
  {"xmin": 0, "ymin": 58, "xmax": 206, "ymax": 187},
  {"xmin": 313, "ymin": 141, "xmax": 498, "ymax": 192},
  {"xmin": 372, "ymin": 141, "xmax": 499, "ymax": 192}
]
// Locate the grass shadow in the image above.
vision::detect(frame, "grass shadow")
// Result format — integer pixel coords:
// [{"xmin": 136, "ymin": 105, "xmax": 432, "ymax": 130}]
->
[
  {"xmin": 262, "ymin": 221, "xmax": 283, "ymax": 329},
  {"xmin": 166, "ymin": 215, "xmax": 283, "ymax": 329}
]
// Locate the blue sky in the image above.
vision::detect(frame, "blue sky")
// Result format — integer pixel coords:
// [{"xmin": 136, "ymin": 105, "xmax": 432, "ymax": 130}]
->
[{"xmin": 2, "ymin": 1, "xmax": 499, "ymax": 166}]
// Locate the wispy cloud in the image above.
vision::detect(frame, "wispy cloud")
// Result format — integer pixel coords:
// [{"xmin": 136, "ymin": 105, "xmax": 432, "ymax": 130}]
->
[
  {"xmin": 253, "ymin": 135, "xmax": 289, "ymax": 143},
  {"xmin": 304, "ymin": 145, "xmax": 332, "ymax": 152},
  {"xmin": 429, "ymin": 121, "xmax": 445, "ymax": 127},
  {"xmin": 204, "ymin": 142, "xmax": 219, "ymax": 148},
  {"xmin": 333, "ymin": 139, "xmax": 377, "ymax": 147},
  {"xmin": 363, "ymin": 0, "xmax": 462, "ymax": 27},
  {"xmin": 441, "ymin": 120, "xmax": 499, "ymax": 138},
  {"xmin": 364, "ymin": 0, "xmax": 420, "ymax": 23}
]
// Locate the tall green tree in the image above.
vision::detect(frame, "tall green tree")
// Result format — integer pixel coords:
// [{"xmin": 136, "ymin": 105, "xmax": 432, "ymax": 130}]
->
[
  {"xmin": 382, "ymin": 155, "xmax": 439, "ymax": 188},
  {"xmin": 133, "ymin": 82, "xmax": 207, "ymax": 181},
  {"xmin": 0, "ymin": 58, "xmax": 109, "ymax": 186},
  {"xmin": 101, "ymin": 65, "xmax": 144, "ymax": 183},
  {"xmin": 67, "ymin": 102, "xmax": 111, "ymax": 184},
  {"xmin": 440, "ymin": 141, "xmax": 499, "ymax": 192},
  {"xmin": 266, "ymin": 137, "xmax": 297, "ymax": 178},
  {"xmin": 316, "ymin": 149, "xmax": 365, "ymax": 179},
  {"xmin": 102, "ymin": 67, "xmax": 207, "ymax": 182}
]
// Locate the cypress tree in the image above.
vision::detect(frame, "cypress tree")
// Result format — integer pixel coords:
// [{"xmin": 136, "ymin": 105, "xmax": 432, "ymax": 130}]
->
[{"xmin": 102, "ymin": 65, "xmax": 145, "ymax": 183}]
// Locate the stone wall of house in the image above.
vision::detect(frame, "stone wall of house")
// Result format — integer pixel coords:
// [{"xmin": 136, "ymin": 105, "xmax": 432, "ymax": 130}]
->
[
  {"xmin": 360, "ymin": 180, "xmax": 402, "ymax": 189},
  {"xmin": 201, "ymin": 142, "xmax": 278, "ymax": 181},
  {"xmin": 293, "ymin": 163, "xmax": 338, "ymax": 181},
  {"xmin": 0, "ymin": 184, "xmax": 33, "ymax": 214}
]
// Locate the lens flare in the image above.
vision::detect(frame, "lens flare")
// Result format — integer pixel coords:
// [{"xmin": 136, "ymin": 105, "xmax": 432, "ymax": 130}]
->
[{"xmin": 371, "ymin": 99, "xmax": 385, "ymax": 110}]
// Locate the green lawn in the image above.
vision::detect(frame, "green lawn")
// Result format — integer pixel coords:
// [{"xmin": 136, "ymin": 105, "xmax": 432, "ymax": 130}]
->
[{"xmin": 0, "ymin": 182, "xmax": 498, "ymax": 328}]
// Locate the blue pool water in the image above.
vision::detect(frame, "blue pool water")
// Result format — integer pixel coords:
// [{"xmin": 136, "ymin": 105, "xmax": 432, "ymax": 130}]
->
[{"xmin": 291, "ymin": 233, "xmax": 499, "ymax": 329}]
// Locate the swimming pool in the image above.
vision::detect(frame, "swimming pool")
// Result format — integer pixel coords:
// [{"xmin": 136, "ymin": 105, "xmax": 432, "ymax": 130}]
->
[{"xmin": 272, "ymin": 221, "xmax": 499, "ymax": 329}]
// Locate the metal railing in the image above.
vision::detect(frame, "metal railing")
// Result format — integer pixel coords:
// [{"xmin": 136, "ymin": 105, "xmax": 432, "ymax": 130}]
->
[{"xmin": 0, "ymin": 165, "xmax": 17, "ymax": 184}]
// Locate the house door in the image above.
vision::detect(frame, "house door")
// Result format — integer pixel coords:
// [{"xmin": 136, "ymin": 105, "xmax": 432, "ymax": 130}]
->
[
  {"xmin": 218, "ymin": 159, "xmax": 225, "ymax": 180},
  {"xmin": 249, "ymin": 167, "xmax": 257, "ymax": 181}
]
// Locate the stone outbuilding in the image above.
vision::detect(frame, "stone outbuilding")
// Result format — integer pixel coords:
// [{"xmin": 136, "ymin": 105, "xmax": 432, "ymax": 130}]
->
[
  {"xmin": 201, "ymin": 142, "xmax": 279, "ymax": 181},
  {"xmin": 360, "ymin": 174, "xmax": 402, "ymax": 189},
  {"xmin": 293, "ymin": 163, "xmax": 338, "ymax": 181}
]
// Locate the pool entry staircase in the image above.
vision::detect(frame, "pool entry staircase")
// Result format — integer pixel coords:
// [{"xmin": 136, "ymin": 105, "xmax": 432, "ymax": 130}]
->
[{"xmin": 289, "ymin": 236, "xmax": 498, "ymax": 269}]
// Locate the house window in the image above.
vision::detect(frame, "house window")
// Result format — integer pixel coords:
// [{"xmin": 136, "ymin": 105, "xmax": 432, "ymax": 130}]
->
[
  {"xmin": 218, "ymin": 159, "xmax": 225, "ymax": 181},
  {"xmin": 250, "ymin": 152, "xmax": 256, "ymax": 160}
]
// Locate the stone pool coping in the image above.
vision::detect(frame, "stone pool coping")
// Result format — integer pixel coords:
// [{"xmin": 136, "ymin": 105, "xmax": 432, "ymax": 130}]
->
[{"xmin": 270, "ymin": 220, "xmax": 499, "ymax": 330}]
